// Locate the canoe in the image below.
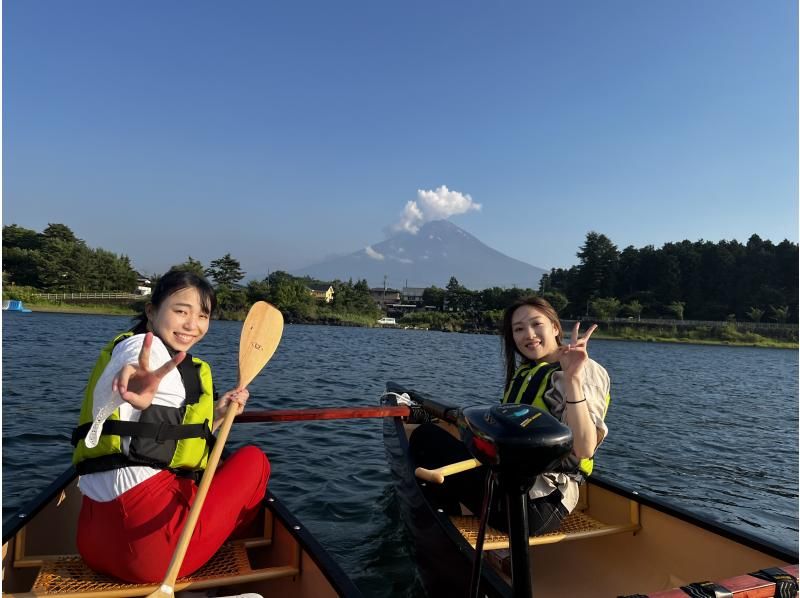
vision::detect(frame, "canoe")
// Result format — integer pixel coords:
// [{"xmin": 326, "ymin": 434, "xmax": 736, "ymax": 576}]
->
[
  {"xmin": 2, "ymin": 466, "xmax": 363, "ymax": 598},
  {"xmin": 381, "ymin": 381, "xmax": 798, "ymax": 598}
]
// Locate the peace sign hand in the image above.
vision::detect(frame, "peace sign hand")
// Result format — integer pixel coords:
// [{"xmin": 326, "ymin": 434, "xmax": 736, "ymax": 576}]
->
[
  {"xmin": 112, "ymin": 332, "xmax": 186, "ymax": 410},
  {"xmin": 557, "ymin": 322, "xmax": 597, "ymax": 382}
]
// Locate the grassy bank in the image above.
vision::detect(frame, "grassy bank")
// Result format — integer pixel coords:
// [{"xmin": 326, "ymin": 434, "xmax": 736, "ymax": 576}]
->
[
  {"xmin": 17, "ymin": 301, "xmax": 378, "ymax": 328},
  {"xmin": 23, "ymin": 302, "xmax": 139, "ymax": 317},
  {"xmin": 11, "ymin": 302, "xmax": 797, "ymax": 349},
  {"xmin": 591, "ymin": 327, "xmax": 797, "ymax": 349}
]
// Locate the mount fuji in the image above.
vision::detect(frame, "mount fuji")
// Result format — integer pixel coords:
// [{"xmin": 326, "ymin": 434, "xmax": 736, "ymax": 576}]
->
[{"xmin": 293, "ymin": 220, "xmax": 546, "ymax": 290}]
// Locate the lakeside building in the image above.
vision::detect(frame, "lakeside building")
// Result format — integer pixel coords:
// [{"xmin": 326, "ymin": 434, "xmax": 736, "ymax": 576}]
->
[
  {"xmin": 308, "ymin": 285, "xmax": 335, "ymax": 303},
  {"xmin": 401, "ymin": 287, "xmax": 425, "ymax": 305},
  {"xmin": 369, "ymin": 288, "xmax": 401, "ymax": 309}
]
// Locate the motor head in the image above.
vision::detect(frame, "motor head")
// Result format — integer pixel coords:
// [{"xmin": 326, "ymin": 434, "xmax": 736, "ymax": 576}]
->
[{"xmin": 459, "ymin": 403, "xmax": 573, "ymax": 491}]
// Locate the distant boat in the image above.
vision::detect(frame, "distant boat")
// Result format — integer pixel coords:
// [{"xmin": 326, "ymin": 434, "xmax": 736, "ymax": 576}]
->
[
  {"xmin": 2, "ymin": 300, "xmax": 32, "ymax": 313},
  {"xmin": 377, "ymin": 317, "xmax": 397, "ymax": 325}
]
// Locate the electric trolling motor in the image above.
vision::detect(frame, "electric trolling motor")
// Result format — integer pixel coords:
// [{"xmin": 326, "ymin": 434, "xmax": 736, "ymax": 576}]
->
[{"xmin": 458, "ymin": 403, "xmax": 573, "ymax": 598}]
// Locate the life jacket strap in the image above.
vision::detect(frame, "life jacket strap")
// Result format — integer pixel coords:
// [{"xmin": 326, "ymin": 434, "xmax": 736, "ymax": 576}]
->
[
  {"xmin": 75, "ymin": 453, "xmax": 208, "ymax": 480},
  {"xmin": 72, "ymin": 419, "xmax": 216, "ymax": 448}
]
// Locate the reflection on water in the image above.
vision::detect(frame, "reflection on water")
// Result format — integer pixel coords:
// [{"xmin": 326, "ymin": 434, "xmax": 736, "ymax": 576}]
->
[{"xmin": 3, "ymin": 312, "xmax": 798, "ymax": 596}]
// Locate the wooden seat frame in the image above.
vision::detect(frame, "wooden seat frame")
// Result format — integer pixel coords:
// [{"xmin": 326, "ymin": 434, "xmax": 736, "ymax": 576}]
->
[
  {"xmin": 451, "ymin": 486, "xmax": 641, "ymax": 551},
  {"xmin": 6, "ymin": 507, "xmax": 300, "ymax": 598}
]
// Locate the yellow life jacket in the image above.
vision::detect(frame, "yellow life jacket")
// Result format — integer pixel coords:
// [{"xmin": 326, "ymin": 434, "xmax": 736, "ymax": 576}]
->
[
  {"xmin": 72, "ymin": 332, "xmax": 215, "ymax": 475},
  {"xmin": 503, "ymin": 361, "xmax": 610, "ymax": 476}
]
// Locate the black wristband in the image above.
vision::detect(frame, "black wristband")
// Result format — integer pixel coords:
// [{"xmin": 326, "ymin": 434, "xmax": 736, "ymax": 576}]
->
[{"xmin": 565, "ymin": 398, "xmax": 587, "ymax": 404}]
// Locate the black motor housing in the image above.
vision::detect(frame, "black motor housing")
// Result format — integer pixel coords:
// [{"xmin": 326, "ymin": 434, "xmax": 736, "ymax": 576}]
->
[{"xmin": 459, "ymin": 403, "xmax": 573, "ymax": 492}]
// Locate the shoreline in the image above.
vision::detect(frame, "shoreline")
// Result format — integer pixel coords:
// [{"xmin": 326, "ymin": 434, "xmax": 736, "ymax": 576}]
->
[{"xmin": 13, "ymin": 303, "xmax": 798, "ymax": 350}]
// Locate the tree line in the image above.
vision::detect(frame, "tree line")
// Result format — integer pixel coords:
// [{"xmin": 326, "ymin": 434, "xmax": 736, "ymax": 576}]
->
[
  {"xmin": 539, "ymin": 232, "xmax": 797, "ymax": 322},
  {"xmin": 168, "ymin": 256, "xmax": 379, "ymax": 321},
  {"xmin": 424, "ymin": 233, "xmax": 797, "ymax": 324},
  {"xmin": 2, "ymin": 223, "xmax": 379, "ymax": 321},
  {"xmin": 4, "ymin": 223, "xmax": 796, "ymax": 325},
  {"xmin": 3, "ymin": 224, "xmax": 138, "ymax": 292}
]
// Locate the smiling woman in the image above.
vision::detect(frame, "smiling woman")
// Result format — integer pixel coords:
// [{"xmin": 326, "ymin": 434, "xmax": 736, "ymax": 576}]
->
[
  {"xmin": 70, "ymin": 270, "xmax": 271, "ymax": 584},
  {"xmin": 412, "ymin": 295, "xmax": 611, "ymax": 539}
]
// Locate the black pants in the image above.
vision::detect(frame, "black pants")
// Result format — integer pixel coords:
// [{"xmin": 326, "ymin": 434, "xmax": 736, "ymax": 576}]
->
[{"xmin": 409, "ymin": 423, "xmax": 568, "ymax": 535}]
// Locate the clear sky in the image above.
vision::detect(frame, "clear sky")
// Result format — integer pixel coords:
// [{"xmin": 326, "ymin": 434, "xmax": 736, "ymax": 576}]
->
[{"xmin": 3, "ymin": 1, "xmax": 797, "ymax": 284}]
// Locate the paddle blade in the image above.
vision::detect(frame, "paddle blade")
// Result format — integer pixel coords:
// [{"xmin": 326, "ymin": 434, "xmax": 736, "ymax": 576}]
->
[{"xmin": 238, "ymin": 301, "xmax": 284, "ymax": 389}]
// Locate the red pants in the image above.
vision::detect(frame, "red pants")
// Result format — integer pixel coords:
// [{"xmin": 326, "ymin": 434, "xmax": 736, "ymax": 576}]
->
[{"xmin": 77, "ymin": 445, "xmax": 270, "ymax": 583}]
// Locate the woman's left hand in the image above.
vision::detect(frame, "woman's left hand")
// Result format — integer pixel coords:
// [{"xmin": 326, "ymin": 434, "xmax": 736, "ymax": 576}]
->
[
  {"xmin": 557, "ymin": 322, "xmax": 597, "ymax": 382},
  {"xmin": 215, "ymin": 388, "xmax": 250, "ymax": 422}
]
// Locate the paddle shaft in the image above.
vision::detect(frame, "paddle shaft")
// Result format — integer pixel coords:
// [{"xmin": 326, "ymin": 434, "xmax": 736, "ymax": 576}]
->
[
  {"xmin": 152, "ymin": 401, "xmax": 238, "ymax": 596},
  {"xmin": 148, "ymin": 302, "xmax": 283, "ymax": 598},
  {"xmin": 235, "ymin": 405, "xmax": 410, "ymax": 423},
  {"xmin": 415, "ymin": 457, "xmax": 482, "ymax": 484}
]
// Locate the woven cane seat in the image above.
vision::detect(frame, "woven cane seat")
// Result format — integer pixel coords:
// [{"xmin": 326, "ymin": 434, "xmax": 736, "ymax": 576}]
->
[
  {"xmin": 452, "ymin": 509, "xmax": 639, "ymax": 550},
  {"xmin": 30, "ymin": 541, "xmax": 297, "ymax": 597}
]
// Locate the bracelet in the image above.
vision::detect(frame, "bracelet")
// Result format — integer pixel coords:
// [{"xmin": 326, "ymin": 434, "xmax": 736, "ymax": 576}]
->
[{"xmin": 565, "ymin": 399, "xmax": 587, "ymax": 404}]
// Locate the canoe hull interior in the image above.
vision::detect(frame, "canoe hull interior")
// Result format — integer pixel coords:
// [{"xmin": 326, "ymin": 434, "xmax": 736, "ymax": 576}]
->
[
  {"xmin": 2, "ymin": 467, "xmax": 362, "ymax": 598},
  {"xmin": 382, "ymin": 384, "xmax": 798, "ymax": 598}
]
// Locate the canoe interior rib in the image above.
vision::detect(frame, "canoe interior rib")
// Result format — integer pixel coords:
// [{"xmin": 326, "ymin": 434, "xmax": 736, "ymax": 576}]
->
[
  {"xmin": 391, "ymin": 410, "xmax": 797, "ymax": 598},
  {"xmin": 2, "ymin": 470, "xmax": 359, "ymax": 598}
]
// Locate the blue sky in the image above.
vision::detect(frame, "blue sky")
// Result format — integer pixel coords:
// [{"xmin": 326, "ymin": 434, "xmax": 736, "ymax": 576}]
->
[{"xmin": 4, "ymin": 1, "xmax": 797, "ymax": 284}]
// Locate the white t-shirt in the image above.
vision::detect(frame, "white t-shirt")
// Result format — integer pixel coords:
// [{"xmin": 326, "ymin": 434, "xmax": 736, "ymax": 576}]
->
[{"xmin": 78, "ymin": 334, "xmax": 188, "ymax": 502}]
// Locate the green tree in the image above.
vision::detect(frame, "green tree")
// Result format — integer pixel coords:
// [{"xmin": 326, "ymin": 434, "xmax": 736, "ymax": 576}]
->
[
  {"xmin": 271, "ymin": 276, "xmax": 315, "ymax": 312},
  {"xmin": 444, "ymin": 276, "xmax": 478, "ymax": 312},
  {"xmin": 745, "ymin": 306, "xmax": 764, "ymax": 323},
  {"xmin": 35, "ymin": 228, "xmax": 92, "ymax": 291},
  {"xmin": 215, "ymin": 286, "xmax": 249, "ymax": 315},
  {"xmin": 541, "ymin": 291, "xmax": 568, "ymax": 314},
  {"xmin": 246, "ymin": 278, "xmax": 271, "ymax": 303},
  {"xmin": 170, "ymin": 257, "xmax": 206, "ymax": 277},
  {"xmin": 206, "ymin": 254, "xmax": 245, "ymax": 288},
  {"xmin": 769, "ymin": 305, "xmax": 789, "ymax": 323},
  {"xmin": 42, "ymin": 223, "xmax": 81, "ymax": 244},
  {"xmin": 589, "ymin": 297, "xmax": 621, "ymax": 320},
  {"xmin": 88, "ymin": 249, "xmax": 137, "ymax": 291},
  {"xmin": 3, "ymin": 224, "xmax": 41, "ymax": 250},
  {"xmin": 575, "ymin": 232, "xmax": 619, "ymax": 309},
  {"xmin": 423, "ymin": 286, "xmax": 445, "ymax": 310},
  {"xmin": 446, "ymin": 277, "xmax": 463, "ymax": 292},
  {"xmin": 622, "ymin": 299, "xmax": 643, "ymax": 320},
  {"xmin": 665, "ymin": 301, "xmax": 686, "ymax": 320}
]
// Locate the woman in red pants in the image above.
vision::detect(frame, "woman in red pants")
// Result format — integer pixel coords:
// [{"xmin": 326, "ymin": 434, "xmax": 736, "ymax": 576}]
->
[{"xmin": 71, "ymin": 270, "xmax": 270, "ymax": 583}]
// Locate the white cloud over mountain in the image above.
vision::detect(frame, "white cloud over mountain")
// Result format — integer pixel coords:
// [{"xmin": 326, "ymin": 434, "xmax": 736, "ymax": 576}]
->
[{"xmin": 392, "ymin": 185, "xmax": 481, "ymax": 234}]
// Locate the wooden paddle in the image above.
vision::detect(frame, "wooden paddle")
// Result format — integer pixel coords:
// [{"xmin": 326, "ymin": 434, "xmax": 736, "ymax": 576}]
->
[
  {"xmin": 235, "ymin": 405, "xmax": 411, "ymax": 422},
  {"xmin": 147, "ymin": 301, "xmax": 284, "ymax": 598},
  {"xmin": 415, "ymin": 458, "xmax": 482, "ymax": 484}
]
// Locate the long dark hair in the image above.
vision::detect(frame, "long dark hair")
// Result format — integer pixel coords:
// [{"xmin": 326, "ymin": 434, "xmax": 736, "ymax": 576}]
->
[
  {"xmin": 132, "ymin": 270, "xmax": 216, "ymax": 333},
  {"xmin": 500, "ymin": 296, "xmax": 563, "ymax": 389}
]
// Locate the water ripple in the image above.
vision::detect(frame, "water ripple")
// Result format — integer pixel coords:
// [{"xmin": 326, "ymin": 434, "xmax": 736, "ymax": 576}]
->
[{"xmin": 2, "ymin": 314, "xmax": 798, "ymax": 597}]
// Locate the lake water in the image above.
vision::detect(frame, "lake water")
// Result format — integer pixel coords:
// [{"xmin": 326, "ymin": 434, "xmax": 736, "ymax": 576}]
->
[{"xmin": 3, "ymin": 312, "xmax": 798, "ymax": 597}]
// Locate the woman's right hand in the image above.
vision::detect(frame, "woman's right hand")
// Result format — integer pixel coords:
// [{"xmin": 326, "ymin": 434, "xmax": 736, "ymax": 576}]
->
[{"xmin": 113, "ymin": 332, "xmax": 185, "ymax": 410}]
